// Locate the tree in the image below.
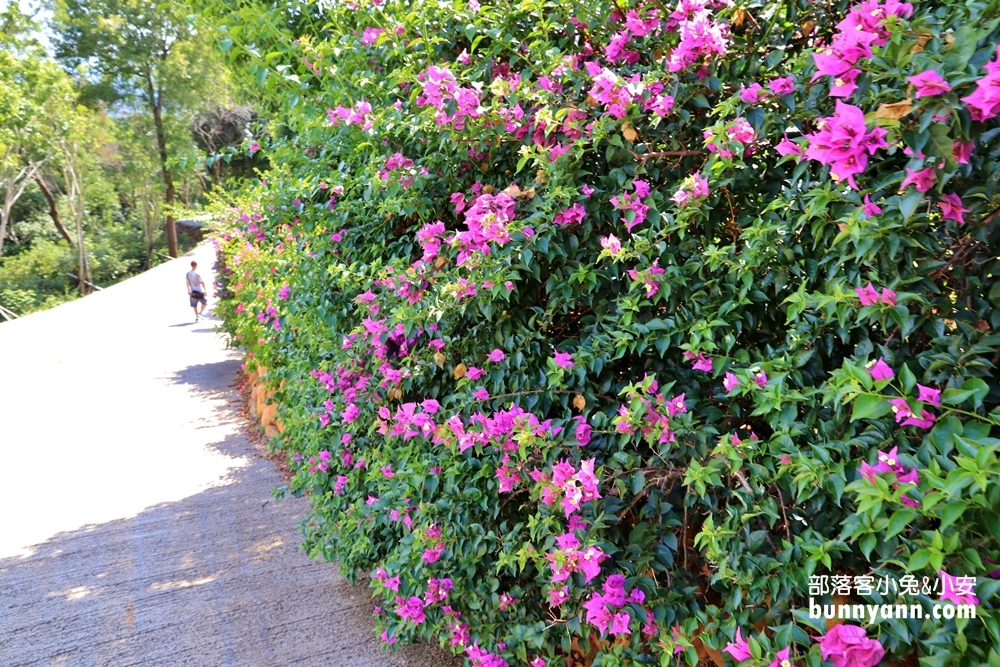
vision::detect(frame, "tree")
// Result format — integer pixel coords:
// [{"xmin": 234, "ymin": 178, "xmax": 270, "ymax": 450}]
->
[
  {"xmin": 52, "ymin": 0, "xmax": 228, "ymax": 257},
  {"xmin": 0, "ymin": 7, "xmax": 77, "ymax": 259}
]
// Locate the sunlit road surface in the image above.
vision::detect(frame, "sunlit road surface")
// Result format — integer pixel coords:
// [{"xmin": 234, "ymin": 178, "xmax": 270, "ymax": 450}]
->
[{"xmin": 0, "ymin": 243, "xmax": 456, "ymax": 666}]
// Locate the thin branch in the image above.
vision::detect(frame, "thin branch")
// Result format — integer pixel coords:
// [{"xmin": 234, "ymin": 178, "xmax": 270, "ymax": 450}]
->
[{"xmin": 628, "ymin": 149, "xmax": 705, "ymax": 166}]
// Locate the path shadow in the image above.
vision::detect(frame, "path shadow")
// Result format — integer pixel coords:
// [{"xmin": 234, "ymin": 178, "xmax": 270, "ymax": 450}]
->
[
  {"xmin": 168, "ymin": 322, "xmax": 195, "ymax": 328},
  {"xmin": 0, "ymin": 430, "xmax": 460, "ymax": 667},
  {"xmin": 168, "ymin": 359, "xmax": 244, "ymax": 397}
]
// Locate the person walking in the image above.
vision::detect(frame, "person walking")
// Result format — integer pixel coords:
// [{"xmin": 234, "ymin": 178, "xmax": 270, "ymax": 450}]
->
[{"xmin": 186, "ymin": 261, "xmax": 208, "ymax": 322}]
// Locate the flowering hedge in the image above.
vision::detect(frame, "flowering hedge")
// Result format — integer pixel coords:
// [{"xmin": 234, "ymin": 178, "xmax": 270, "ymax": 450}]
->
[{"xmin": 204, "ymin": 0, "xmax": 1000, "ymax": 665}]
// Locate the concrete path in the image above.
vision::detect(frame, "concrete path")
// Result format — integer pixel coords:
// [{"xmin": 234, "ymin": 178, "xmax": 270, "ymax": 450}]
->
[{"xmin": 0, "ymin": 245, "xmax": 456, "ymax": 666}]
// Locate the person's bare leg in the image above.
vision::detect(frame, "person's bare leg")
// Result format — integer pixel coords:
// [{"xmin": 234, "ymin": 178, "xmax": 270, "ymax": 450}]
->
[{"xmin": 193, "ymin": 305, "xmax": 200, "ymax": 321}]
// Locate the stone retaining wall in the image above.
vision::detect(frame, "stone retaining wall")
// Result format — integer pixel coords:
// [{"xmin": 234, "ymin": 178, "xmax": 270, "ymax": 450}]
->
[{"xmin": 246, "ymin": 366, "xmax": 285, "ymax": 439}]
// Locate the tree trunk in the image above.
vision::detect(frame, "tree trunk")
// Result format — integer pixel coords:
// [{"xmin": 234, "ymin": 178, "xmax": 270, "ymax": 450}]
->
[
  {"xmin": 0, "ymin": 159, "xmax": 45, "ymax": 258},
  {"xmin": 146, "ymin": 69, "xmax": 177, "ymax": 258},
  {"xmin": 34, "ymin": 175, "xmax": 76, "ymax": 247}
]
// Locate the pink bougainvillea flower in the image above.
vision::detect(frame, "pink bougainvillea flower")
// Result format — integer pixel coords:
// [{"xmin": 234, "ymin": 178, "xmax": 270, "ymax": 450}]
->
[
  {"xmin": 601, "ymin": 234, "xmax": 623, "ymax": 256},
  {"xmin": 816, "ymin": 623, "xmax": 885, "ymax": 667},
  {"xmin": 900, "ymin": 408, "xmax": 936, "ymax": 429},
  {"xmin": 938, "ymin": 193, "xmax": 969, "ymax": 224},
  {"xmin": 908, "ymin": 70, "xmax": 951, "ymax": 97},
  {"xmin": 770, "ymin": 76, "xmax": 796, "ymax": 95},
  {"xmin": 888, "ymin": 397, "xmax": 912, "ymax": 423},
  {"xmin": 901, "ymin": 167, "xmax": 937, "ymax": 192},
  {"xmin": 804, "ymin": 101, "xmax": 887, "ymax": 189},
  {"xmin": 547, "ymin": 586, "xmax": 569, "ymax": 608},
  {"xmin": 487, "ymin": 348, "xmax": 506, "ymax": 363},
  {"xmin": 767, "ymin": 647, "xmax": 791, "ymax": 667},
  {"xmin": 553, "ymin": 352, "xmax": 574, "ymax": 369},
  {"xmin": 666, "ymin": 393, "xmax": 687, "ymax": 416},
  {"xmin": 381, "ymin": 465, "xmax": 394, "ymax": 478},
  {"xmin": 581, "ymin": 184, "xmax": 595, "ymax": 197},
  {"xmin": 396, "ymin": 596, "xmax": 426, "ymax": 624},
  {"xmin": 692, "ymin": 353, "xmax": 713, "ymax": 372},
  {"xmin": 867, "ymin": 358, "xmax": 894, "ymax": 381},
  {"xmin": 953, "ymin": 140, "xmax": 974, "ymax": 164},
  {"xmin": 753, "ymin": 369, "xmax": 768, "ymax": 388},
  {"xmin": 472, "ymin": 387, "xmax": 490, "ymax": 401},
  {"xmin": 602, "ymin": 574, "xmax": 627, "ymax": 606},
  {"xmin": 553, "ymin": 202, "xmax": 586, "ymax": 226},
  {"xmin": 723, "ymin": 372, "xmax": 740, "ymax": 392},
  {"xmin": 530, "ymin": 658, "xmax": 547, "ymax": 667},
  {"xmin": 775, "ymin": 134, "xmax": 802, "ymax": 157},
  {"xmin": 855, "ymin": 282, "xmax": 880, "ymax": 306},
  {"xmin": 610, "ymin": 611, "xmax": 632, "ymax": 636},
  {"xmin": 880, "ymin": 287, "xmax": 896, "ymax": 306},
  {"xmin": 360, "ymin": 27, "xmax": 383, "ymax": 46},
  {"xmin": 672, "ymin": 173, "xmax": 710, "ymax": 207},
  {"xmin": 583, "ymin": 594, "xmax": 612, "ymax": 634},
  {"xmin": 650, "ymin": 93, "xmax": 675, "ymax": 116},
  {"xmin": 578, "ymin": 545, "xmax": 607, "ymax": 582},
  {"xmin": 916, "ymin": 383, "xmax": 941, "ymax": 407},
  {"xmin": 740, "ymin": 82, "xmax": 767, "ymax": 103},
  {"xmin": 829, "ymin": 67, "xmax": 861, "ymax": 97},
  {"xmin": 961, "ymin": 45, "xmax": 1000, "ymax": 121},
  {"xmin": 466, "ymin": 366, "xmax": 485, "ymax": 380},
  {"xmin": 940, "ymin": 570, "xmax": 980, "ymax": 605},
  {"xmin": 860, "ymin": 194, "xmax": 882, "ymax": 218},
  {"xmin": 723, "ymin": 628, "xmax": 752, "ymax": 662},
  {"xmin": 334, "ymin": 475, "xmax": 348, "ymax": 494}
]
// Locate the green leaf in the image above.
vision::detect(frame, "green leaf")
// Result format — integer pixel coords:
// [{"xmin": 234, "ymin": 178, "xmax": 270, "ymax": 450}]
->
[
  {"xmin": 860, "ymin": 533, "xmax": 877, "ymax": 560},
  {"xmin": 909, "ymin": 549, "xmax": 932, "ymax": 571},
  {"xmin": 899, "ymin": 364, "xmax": 916, "ymax": 394},
  {"xmin": 925, "ymin": 123, "xmax": 955, "ymax": 171},
  {"xmin": 939, "ymin": 502, "xmax": 966, "ymax": 531},
  {"xmin": 986, "ymin": 512, "xmax": 1000, "ymax": 543},
  {"xmin": 942, "ymin": 387, "xmax": 976, "ymax": 406},
  {"xmin": 886, "ymin": 509, "xmax": 916, "ymax": 538},
  {"xmin": 943, "ymin": 24, "xmax": 979, "ymax": 73},
  {"xmin": 851, "ymin": 394, "xmax": 891, "ymax": 421},
  {"xmin": 899, "ymin": 188, "xmax": 924, "ymax": 221}
]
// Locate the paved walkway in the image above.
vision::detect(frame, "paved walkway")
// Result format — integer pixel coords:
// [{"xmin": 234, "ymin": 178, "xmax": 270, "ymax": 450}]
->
[{"xmin": 0, "ymin": 245, "xmax": 454, "ymax": 666}]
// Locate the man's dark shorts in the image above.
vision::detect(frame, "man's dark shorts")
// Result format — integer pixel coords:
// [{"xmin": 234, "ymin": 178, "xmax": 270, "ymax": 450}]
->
[{"xmin": 189, "ymin": 291, "xmax": 207, "ymax": 308}]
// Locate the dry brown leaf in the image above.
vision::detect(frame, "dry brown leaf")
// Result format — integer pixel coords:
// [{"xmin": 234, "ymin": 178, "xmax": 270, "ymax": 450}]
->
[
  {"xmin": 945, "ymin": 33, "xmax": 955, "ymax": 47},
  {"xmin": 801, "ymin": 20, "xmax": 815, "ymax": 36},
  {"xmin": 482, "ymin": 185, "xmax": 496, "ymax": 194},
  {"xmin": 694, "ymin": 636, "xmax": 727, "ymax": 667},
  {"xmin": 732, "ymin": 8, "xmax": 746, "ymax": 26},
  {"xmin": 572, "ymin": 395, "xmax": 586, "ymax": 411},
  {"xmin": 480, "ymin": 162, "xmax": 490, "ymax": 172},
  {"xmin": 453, "ymin": 363, "xmax": 468, "ymax": 380},
  {"xmin": 875, "ymin": 100, "xmax": 913, "ymax": 120},
  {"xmin": 389, "ymin": 387, "xmax": 402, "ymax": 401},
  {"xmin": 434, "ymin": 255, "xmax": 447, "ymax": 269},
  {"xmin": 522, "ymin": 187, "xmax": 536, "ymax": 199},
  {"xmin": 911, "ymin": 32, "xmax": 932, "ymax": 53},
  {"xmin": 826, "ymin": 594, "xmax": 853, "ymax": 631},
  {"xmin": 433, "ymin": 352, "xmax": 446, "ymax": 367},
  {"xmin": 503, "ymin": 184, "xmax": 522, "ymax": 198},
  {"xmin": 535, "ymin": 169, "xmax": 548, "ymax": 184},
  {"xmin": 585, "ymin": 95, "xmax": 598, "ymax": 106},
  {"xmin": 622, "ymin": 121, "xmax": 638, "ymax": 143}
]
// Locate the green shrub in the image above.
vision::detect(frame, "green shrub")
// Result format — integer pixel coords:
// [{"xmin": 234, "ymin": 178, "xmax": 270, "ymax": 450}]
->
[{"xmin": 207, "ymin": 0, "xmax": 1000, "ymax": 665}]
